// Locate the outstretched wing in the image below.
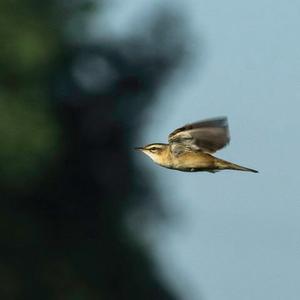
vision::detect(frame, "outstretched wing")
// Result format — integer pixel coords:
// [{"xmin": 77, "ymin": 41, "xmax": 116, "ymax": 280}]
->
[{"xmin": 168, "ymin": 117, "xmax": 230, "ymax": 154}]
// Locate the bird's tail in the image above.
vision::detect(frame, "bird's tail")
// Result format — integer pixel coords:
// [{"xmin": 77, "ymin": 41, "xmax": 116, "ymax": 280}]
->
[{"xmin": 215, "ymin": 157, "xmax": 258, "ymax": 173}]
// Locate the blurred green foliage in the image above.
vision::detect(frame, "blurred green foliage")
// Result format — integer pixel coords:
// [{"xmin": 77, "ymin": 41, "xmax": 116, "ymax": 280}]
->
[
  {"xmin": 0, "ymin": 97, "xmax": 61, "ymax": 189},
  {"xmin": 0, "ymin": 1, "xmax": 183, "ymax": 299},
  {"xmin": 0, "ymin": 1, "xmax": 61, "ymax": 76},
  {"xmin": 0, "ymin": 0, "xmax": 62, "ymax": 189}
]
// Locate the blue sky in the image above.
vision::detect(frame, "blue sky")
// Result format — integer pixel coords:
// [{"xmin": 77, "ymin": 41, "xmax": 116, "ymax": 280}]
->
[{"xmin": 93, "ymin": 1, "xmax": 300, "ymax": 299}]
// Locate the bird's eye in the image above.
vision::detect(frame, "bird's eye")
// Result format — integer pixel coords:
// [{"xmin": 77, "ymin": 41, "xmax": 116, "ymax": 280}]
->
[{"xmin": 150, "ymin": 147, "xmax": 158, "ymax": 153}]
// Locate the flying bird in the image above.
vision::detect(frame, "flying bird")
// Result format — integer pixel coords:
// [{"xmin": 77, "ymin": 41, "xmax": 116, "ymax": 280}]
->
[{"xmin": 135, "ymin": 117, "xmax": 258, "ymax": 173}]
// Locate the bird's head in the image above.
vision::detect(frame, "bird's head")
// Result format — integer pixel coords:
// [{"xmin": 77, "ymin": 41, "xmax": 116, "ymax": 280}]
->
[{"xmin": 134, "ymin": 143, "xmax": 169, "ymax": 164}]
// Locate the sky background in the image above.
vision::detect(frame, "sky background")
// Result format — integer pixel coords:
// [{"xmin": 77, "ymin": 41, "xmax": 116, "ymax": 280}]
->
[{"xmin": 92, "ymin": 1, "xmax": 300, "ymax": 299}]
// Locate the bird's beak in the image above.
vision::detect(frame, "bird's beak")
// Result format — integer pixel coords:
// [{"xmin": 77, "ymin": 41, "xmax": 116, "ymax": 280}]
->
[{"xmin": 134, "ymin": 147, "xmax": 144, "ymax": 151}]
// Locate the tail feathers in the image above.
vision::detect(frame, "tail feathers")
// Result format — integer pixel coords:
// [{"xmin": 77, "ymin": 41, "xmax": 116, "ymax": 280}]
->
[{"xmin": 215, "ymin": 158, "xmax": 258, "ymax": 173}]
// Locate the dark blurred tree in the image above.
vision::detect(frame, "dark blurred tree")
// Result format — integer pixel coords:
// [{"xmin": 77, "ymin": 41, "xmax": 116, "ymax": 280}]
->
[{"xmin": 0, "ymin": 1, "xmax": 186, "ymax": 299}]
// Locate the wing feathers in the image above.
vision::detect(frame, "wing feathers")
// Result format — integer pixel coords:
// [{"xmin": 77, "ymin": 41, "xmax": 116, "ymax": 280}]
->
[{"xmin": 168, "ymin": 117, "xmax": 230, "ymax": 154}]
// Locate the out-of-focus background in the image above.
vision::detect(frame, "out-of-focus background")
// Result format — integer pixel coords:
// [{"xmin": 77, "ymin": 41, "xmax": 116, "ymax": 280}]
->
[{"xmin": 1, "ymin": 0, "xmax": 300, "ymax": 300}]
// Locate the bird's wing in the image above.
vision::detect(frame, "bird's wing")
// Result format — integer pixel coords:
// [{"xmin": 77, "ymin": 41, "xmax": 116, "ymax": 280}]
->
[{"xmin": 168, "ymin": 117, "xmax": 230, "ymax": 154}]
